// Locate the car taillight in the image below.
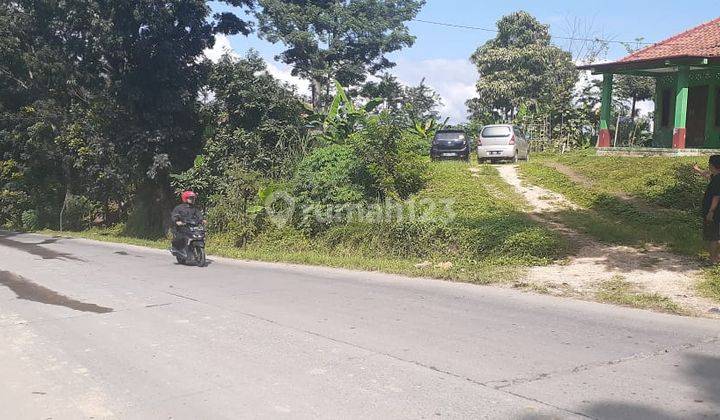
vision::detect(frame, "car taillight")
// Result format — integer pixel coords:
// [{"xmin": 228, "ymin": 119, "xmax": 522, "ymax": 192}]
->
[
  {"xmin": 477, "ymin": 139, "xmax": 482, "ymax": 146},
  {"xmin": 509, "ymin": 135, "xmax": 516, "ymax": 145}
]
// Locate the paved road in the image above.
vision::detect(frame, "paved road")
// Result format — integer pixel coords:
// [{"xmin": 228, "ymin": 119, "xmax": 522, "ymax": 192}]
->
[{"xmin": 0, "ymin": 231, "xmax": 718, "ymax": 419}]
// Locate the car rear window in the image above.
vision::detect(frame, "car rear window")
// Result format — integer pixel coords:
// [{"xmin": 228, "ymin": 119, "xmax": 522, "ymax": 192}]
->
[
  {"xmin": 481, "ymin": 126, "xmax": 512, "ymax": 138},
  {"xmin": 435, "ymin": 132, "xmax": 465, "ymax": 140}
]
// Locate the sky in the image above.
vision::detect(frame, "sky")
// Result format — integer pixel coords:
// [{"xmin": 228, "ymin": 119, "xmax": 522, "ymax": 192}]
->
[{"xmin": 208, "ymin": 0, "xmax": 720, "ymax": 123}]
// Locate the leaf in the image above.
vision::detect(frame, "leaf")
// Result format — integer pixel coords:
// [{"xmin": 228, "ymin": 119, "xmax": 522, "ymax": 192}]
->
[
  {"xmin": 364, "ymin": 98, "xmax": 383, "ymax": 113},
  {"xmin": 334, "ymin": 80, "xmax": 354, "ymax": 113},
  {"xmin": 325, "ymin": 91, "xmax": 342, "ymax": 128},
  {"xmin": 248, "ymin": 205, "xmax": 264, "ymax": 214}
]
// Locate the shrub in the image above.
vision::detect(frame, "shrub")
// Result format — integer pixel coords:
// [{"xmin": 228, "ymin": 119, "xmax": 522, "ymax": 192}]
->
[
  {"xmin": 21, "ymin": 210, "xmax": 40, "ymax": 231},
  {"xmin": 0, "ymin": 189, "xmax": 31, "ymax": 229},
  {"xmin": 207, "ymin": 165, "xmax": 267, "ymax": 247},
  {"xmin": 347, "ymin": 113, "xmax": 429, "ymax": 200},
  {"xmin": 61, "ymin": 195, "xmax": 99, "ymax": 231},
  {"xmin": 293, "ymin": 145, "xmax": 372, "ymax": 231}
]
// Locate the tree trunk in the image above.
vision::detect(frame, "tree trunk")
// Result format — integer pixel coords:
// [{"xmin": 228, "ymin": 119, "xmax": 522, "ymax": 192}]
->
[
  {"xmin": 311, "ymin": 78, "xmax": 324, "ymax": 111},
  {"xmin": 630, "ymin": 96, "xmax": 637, "ymax": 121}
]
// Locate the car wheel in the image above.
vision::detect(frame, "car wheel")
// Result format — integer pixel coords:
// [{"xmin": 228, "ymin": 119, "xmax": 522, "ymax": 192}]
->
[{"xmin": 513, "ymin": 151, "xmax": 519, "ymax": 164}]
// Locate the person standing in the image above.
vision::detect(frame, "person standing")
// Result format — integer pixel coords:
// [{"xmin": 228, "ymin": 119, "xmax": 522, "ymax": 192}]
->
[{"xmin": 693, "ymin": 155, "xmax": 720, "ymax": 264}]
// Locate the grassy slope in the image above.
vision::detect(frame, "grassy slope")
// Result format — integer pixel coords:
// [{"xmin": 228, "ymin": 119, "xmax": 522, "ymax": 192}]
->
[
  {"xmin": 518, "ymin": 150, "xmax": 720, "ymax": 302},
  {"xmin": 520, "ymin": 151, "xmax": 705, "ymax": 255},
  {"xmin": 47, "ymin": 162, "xmax": 566, "ymax": 285}
]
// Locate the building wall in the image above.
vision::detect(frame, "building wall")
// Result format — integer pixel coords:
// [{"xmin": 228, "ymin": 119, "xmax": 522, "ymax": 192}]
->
[{"xmin": 654, "ymin": 70, "xmax": 720, "ymax": 148}]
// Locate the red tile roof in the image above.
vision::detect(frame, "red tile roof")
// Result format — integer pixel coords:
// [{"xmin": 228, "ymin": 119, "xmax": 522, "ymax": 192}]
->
[{"xmin": 619, "ymin": 17, "xmax": 720, "ymax": 63}]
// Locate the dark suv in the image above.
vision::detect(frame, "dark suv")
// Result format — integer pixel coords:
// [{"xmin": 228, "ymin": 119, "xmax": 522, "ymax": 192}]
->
[{"xmin": 430, "ymin": 129, "xmax": 470, "ymax": 161}]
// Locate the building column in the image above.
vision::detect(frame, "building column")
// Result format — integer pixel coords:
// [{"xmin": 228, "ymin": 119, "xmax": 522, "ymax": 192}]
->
[
  {"xmin": 598, "ymin": 73, "xmax": 613, "ymax": 147},
  {"xmin": 706, "ymin": 82, "xmax": 718, "ymax": 148},
  {"xmin": 672, "ymin": 65, "xmax": 690, "ymax": 149}
]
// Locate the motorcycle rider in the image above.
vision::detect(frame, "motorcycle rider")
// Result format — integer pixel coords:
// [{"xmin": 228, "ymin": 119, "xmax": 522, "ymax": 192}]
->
[{"xmin": 170, "ymin": 191, "xmax": 205, "ymax": 255}]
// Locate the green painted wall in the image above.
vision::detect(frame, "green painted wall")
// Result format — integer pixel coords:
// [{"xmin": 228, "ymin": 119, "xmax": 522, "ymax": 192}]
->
[{"xmin": 654, "ymin": 70, "xmax": 720, "ymax": 148}]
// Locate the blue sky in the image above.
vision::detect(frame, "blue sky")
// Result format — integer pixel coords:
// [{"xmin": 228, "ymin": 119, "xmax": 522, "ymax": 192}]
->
[{"xmin": 209, "ymin": 0, "xmax": 720, "ymax": 122}]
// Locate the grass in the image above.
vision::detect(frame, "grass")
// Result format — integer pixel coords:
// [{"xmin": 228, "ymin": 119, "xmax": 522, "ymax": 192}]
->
[
  {"xmin": 596, "ymin": 276, "xmax": 685, "ymax": 315},
  {"xmin": 518, "ymin": 150, "xmax": 720, "ymax": 304},
  {"xmin": 698, "ymin": 268, "xmax": 720, "ymax": 302},
  {"xmin": 46, "ymin": 162, "xmax": 566, "ymax": 286},
  {"xmin": 519, "ymin": 151, "xmax": 705, "ymax": 256}
]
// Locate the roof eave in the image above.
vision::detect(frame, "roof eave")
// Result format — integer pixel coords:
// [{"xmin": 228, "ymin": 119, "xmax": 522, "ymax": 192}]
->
[{"xmin": 577, "ymin": 56, "xmax": 718, "ymax": 74}]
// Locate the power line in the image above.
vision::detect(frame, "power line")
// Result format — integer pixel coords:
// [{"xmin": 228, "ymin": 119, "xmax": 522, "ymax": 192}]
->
[{"xmin": 411, "ymin": 18, "xmax": 656, "ymax": 46}]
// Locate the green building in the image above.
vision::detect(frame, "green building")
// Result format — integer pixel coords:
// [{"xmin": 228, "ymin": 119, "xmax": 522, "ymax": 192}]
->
[{"xmin": 579, "ymin": 17, "xmax": 720, "ymax": 151}]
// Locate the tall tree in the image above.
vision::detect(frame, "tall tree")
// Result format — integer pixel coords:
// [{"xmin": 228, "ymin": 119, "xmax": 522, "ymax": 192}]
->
[
  {"xmin": 0, "ymin": 0, "xmax": 254, "ymax": 231},
  {"xmin": 403, "ymin": 78, "xmax": 442, "ymax": 121},
  {"xmin": 360, "ymin": 74, "xmax": 442, "ymax": 121},
  {"xmin": 360, "ymin": 73, "xmax": 405, "ymax": 111},
  {"xmin": 467, "ymin": 11, "xmax": 577, "ymax": 122},
  {"xmin": 255, "ymin": 0, "xmax": 425, "ymax": 110}
]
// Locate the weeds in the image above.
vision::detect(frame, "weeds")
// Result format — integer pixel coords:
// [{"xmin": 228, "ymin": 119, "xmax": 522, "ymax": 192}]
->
[{"xmin": 596, "ymin": 276, "xmax": 684, "ymax": 314}]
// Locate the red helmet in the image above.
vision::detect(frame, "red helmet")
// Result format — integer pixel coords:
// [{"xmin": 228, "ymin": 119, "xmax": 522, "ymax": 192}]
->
[{"xmin": 181, "ymin": 190, "xmax": 197, "ymax": 203}]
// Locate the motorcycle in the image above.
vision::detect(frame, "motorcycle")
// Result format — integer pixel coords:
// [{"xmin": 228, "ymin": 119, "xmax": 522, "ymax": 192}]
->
[{"xmin": 170, "ymin": 222, "xmax": 207, "ymax": 267}]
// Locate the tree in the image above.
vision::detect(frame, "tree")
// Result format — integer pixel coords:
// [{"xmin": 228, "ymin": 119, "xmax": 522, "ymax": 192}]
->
[
  {"xmin": 0, "ymin": 0, "xmax": 255, "ymax": 232},
  {"xmin": 468, "ymin": 11, "xmax": 577, "ymax": 122},
  {"xmin": 616, "ymin": 40, "xmax": 655, "ymax": 120},
  {"xmin": 360, "ymin": 73, "xmax": 405, "ymax": 111},
  {"xmin": 172, "ymin": 51, "xmax": 311, "ymax": 199},
  {"xmin": 360, "ymin": 74, "xmax": 442, "ymax": 122},
  {"xmin": 255, "ymin": 0, "xmax": 425, "ymax": 110},
  {"xmin": 403, "ymin": 78, "xmax": 442, "ymax": 121}
]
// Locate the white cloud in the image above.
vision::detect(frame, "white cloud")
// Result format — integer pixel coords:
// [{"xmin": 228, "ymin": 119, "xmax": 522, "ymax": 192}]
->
[
  {"xmin": 203, "ymin": 34, "xmax": 239, "ymax": 63},
  {"xmin": 204, "ymin": 35, "xmax": 310, "ymax": 96},
  {"xmin": 390, "ymin": 58, "xmax": 478, "ymax": 124},
  {"xmin": 265, "ymin": 62, "xmax": 311, "ymax": 96}
]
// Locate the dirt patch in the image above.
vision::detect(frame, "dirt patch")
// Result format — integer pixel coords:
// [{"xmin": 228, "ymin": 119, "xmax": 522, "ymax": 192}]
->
[
  {"xmin": 494, "ymin": 164, "xmax": 718, "ymax": 318},
  {"xmin": 0, "ymin": 271, "xmax": 112, "ymax": 314},
  {"xmin": 495, "ymin": 165, "xmax": 580, "ymax": 212}
]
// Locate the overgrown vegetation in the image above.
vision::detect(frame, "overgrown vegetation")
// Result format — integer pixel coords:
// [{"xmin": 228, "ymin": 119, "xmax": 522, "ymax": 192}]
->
[
  {"xmin": 52, "ymin": 162, "xmax": 566, "ymax": 284},
  {"xmin": 0, "ymin": 0, "xmax": 427, "ymax": 237}
]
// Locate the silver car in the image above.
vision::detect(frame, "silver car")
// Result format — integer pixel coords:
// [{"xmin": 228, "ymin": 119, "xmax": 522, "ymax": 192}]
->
[{"xmin": 477, "ymin": 124, "xmax": 530, "ymax": 163}]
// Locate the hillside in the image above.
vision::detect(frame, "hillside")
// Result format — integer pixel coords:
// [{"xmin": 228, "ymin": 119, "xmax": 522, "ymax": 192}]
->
[{"xmin": 518, "ymin": 151, "xmax": 720, "ymax": 306}]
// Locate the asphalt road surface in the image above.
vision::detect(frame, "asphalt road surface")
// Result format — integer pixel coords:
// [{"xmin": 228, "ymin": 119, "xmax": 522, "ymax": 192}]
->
[{"xmin": 1, "ymin": 231, "xmax": 719, "ymax": 419}]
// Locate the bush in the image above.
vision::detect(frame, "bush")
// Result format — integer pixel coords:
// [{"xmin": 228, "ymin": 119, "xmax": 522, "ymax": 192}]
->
[
  {"xmin": 293, "ymin": 145, "xmax": 373, "ymax": 231},
  {"xmin": 0, "ymin": 189, "xmax": 31, "ymax": 229},
  {"xmin": 21, "ymin": 210, "xmax": 40, "ymax": 231},
  {"xmin": 207, "ymin": 165, "xmax": 267, "ymax": 247},
  {"xmin": 61, "ymin": 195, "xmax": 99, "ymax": 231},
  {"xmin": 347, "ymin": 114, "xmax": 429, "ymax": 200},
  {"xmin": 395, "ymin": 134, "xmax": 430, "ymax": 198}
]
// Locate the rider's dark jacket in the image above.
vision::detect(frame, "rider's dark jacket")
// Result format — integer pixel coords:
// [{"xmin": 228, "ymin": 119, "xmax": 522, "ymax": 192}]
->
[{"xmin": 171, "ymin": 203, "xmax": 203, "ymax": 225}]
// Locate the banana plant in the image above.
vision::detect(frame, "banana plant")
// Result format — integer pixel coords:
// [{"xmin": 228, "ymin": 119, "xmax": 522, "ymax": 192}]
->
[
  {"xmin": 312, "ymin": 81, "xmax": 383, "ymax": 144},
  {"xmin": 408, "ymin": 116, "xmax": 450, "ymax": 143}
]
